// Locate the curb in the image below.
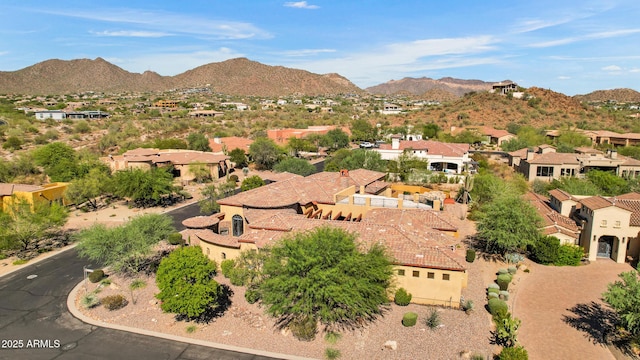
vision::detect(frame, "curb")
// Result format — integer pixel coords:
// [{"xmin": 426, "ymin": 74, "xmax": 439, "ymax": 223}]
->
[
  {"xmin": 0, "ymin": 243, "xmax": 78, "ymax": 279},
  {"xmin": 67, "ymin": 280, "xmax": 316, "ymax": 360}
]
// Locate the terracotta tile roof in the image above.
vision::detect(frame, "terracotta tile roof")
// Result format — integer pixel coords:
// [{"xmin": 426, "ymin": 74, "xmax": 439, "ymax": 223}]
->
[
  {"xmin": 192, "ymin": 229, "xmax": 241, "ymax": 248},
  {"xmin": 619, "ymin": 155, "xmax": 640, "ymax": 166},
  {"xmin": 243, "ymin": 208, "xmax": 298, "ymax": 225},
  {"xmin": 182, "ymin": 214, "xmax": 222, "ymax": 229},
  {"xmin": 616, "ymin": 192, "xmax": 640, "ymax": 200},
  {"xmin": 262, "ymin": 172, "xmax": 303, "ymax": 183},
  {"xmin": 548, "ymin": 189, "xmax": 572, "ymax": 202},
  {"xmin": 364, "ymin": 208, "xmax": 458, "ymax": 233},
  {"xmin": 365, "ymin": 180, "xmax": 389, "ymax": 194},
  {"xmin": 508, "ymin": 146, "xmax": 539, "ymax": 158},
  {"xmin": 613, "ymin": 198, "xmax": 640, "ymax": 226},
  {"xmin": 219, "ymin": 171, "xmax": 384, "ymax": 208},
  {"xmin": 481, "ymin": 127, "xmax": 512, "ymax": 138},
  {"xmin": 526, "ymin": 152, "xmax": 580, "ymax": 165},
  {"xmin": 153, "ymin": 151, "xmax": 229, "ymax": 165},
  {"xmin": 346, "ymin": 169, "xmax": 387, "ymax": 186},
  {"xmin": 208, "ymin": 137, "xmax": 254, "ymax": 153},
  {"xmin": 378, "ymin": 140, "xmax": 469, "ymax": 157},
  {"xmin": 242, "ymin": 213, "xmax": 465, "ymax": 270},
  {"xmin": 580, "ymin": 196, "xmax": 615, "ymax": 210},
  {"xmin": 123, "ymin": 148, "xmax": 160, "ymax": 156},
  {"xmin": 525, "ymin": 192, "xmax": 580, "ymax": 239}
]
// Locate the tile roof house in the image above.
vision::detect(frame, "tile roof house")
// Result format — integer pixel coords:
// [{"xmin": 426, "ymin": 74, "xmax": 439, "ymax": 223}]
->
[
  {"xmin": 208, "ymin": 137, "xmax": 254, "ymax": 155},
  {"xmin": 374, "ymin": 139, "xmax": 471, "ymax": 174},
  {"xmin": 548, "ymin": 190, "xmax": 640, "ymax": 263},
  {"xmin": 0, "ymin": 182, "xmax": 69, "ymax": 212},
  {"xmin": 182, "ymin": 170, "xmax": 468, "ymax": 307},
  {"xmin": 101, "ymin": 148, "xmax": 230, "ymax": 184},
  {"xmin": 509, "ymin": 145, "xmax": 640, "ymax": 182},
  {"xmin": 524, "ymin": 192, "xmax": 580, "ymax": 245}
]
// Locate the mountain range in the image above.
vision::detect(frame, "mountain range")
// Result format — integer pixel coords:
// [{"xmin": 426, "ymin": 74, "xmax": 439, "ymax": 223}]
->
[{"xmin": 1, "ymin": 57, "xmax": 639, "ymax": 102}]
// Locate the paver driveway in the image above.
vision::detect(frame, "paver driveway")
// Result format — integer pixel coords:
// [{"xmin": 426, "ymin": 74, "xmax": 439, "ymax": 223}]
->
[{"xmin": 512, "ymin": 259, "xmax": 633, "ymax": 360}]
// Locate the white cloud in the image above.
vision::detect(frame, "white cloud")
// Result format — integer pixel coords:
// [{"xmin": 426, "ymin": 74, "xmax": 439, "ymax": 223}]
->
[
  {"xmin": 529, "ymin": 28, "xmax": 640, "ymax": 48},
  {"xmin": 602, "ymin": 65, "xmax": 622, "ymax": 72},
  {"xmin": 512, "ymin": 18, "xmax": 572, "ymax": 34},
  {"xmin": 107, "ymin": 48, "xmax": 245, "ymax": 76},
  {"xmin": 36, "ymin": 8, "xmax": 272, "ymax": 40},
  {"xmin": 279, "ymin": 49, "xmax": 336, "ymax": 57},
  {"xmin": 284, "ymin": 1, "xmax": 319, "ymax": 9},
  {"xmin": 284, "ymin": 36, "xmax": 500, "ymax": 87},
  {"xmin": 630, "ymin": 68, "xmax": 640, "ymax": 73},
  {"xmin": 557, "ymin": 76, "xmax": 571, "ymax": 80},
  {"xmin": 91, "ymin": 30, "xmax": 171, "ymax": 38}
]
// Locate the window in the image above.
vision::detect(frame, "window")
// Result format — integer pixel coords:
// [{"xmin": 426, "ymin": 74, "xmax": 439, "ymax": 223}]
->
[
  {"xmin": 397, "ymin": 269, "xmax": 405, "ymax": 276},
  {"xmin": 427, "ymin": 272, "xmax": 435, "ymax": 279},
  {"xmin": 221, "ymin": 252, "xmax": 226, "ymax": 260},
  {"xmin": 232, "ymin": 215, "xmax": 244, "ymax": 236},
  {"xmin": 560, "ymin": 168, "xmax": 575, "ymax": 177},
  {"xmin": 412, "ymin": 270, "xmax": 420, "ymax": 277},
  {"xmin": 442, "ymin": 274, "xmax": 450, "ymax": 281},
  {"xmin": 206, "ymin": 248, "xmax": 210, "ymax": 255},
  {"xmin": 536, "ymin": 166, "xmax": 553, "ymax": 177}
]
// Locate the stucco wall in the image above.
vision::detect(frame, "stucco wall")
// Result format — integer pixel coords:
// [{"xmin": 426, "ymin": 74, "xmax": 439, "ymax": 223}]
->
[{"xmin": 393, "ymin": 265, "xmax": 467, "ymax": 307}]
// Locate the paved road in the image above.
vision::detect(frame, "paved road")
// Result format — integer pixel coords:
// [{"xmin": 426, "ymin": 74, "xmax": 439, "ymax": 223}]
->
[{"xmin": 0, "ymin": 206, "xmax": 280, "ymax": 360}]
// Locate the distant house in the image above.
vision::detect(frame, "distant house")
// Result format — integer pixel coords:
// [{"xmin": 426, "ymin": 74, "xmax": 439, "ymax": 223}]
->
[
  {"xmin": 34, "ymin": 110, "xmax": 66, "ymax": 121},
  {"xmin": 208, "ymin": 136, "xmax": 254, "ymax": 155},
  {"xmin": 509, "ymin": 146, "xmax": 640, "ymax": 181},
  {"xmin": 188, "ymin": 110, "xmax": 224, "ymax": 118},
  {"xmin": 66, "ymin": 110, "xmax": 110, "ymax": 119},
  {"xmin": 267, "ymin": 125, "xmax": 351, "ymax": 145},
  {"xmin": 379, "ymin": 103, "xmax": 402, "ymax": 115},
  {"xmin": 491, "ymin": 81, "xmax": 518, "ymax": 95},
  {"xmin": 525, "ymin": 191, "xmax": 580, "ymax": 245},
  {"xmin": 0, "ymin": 182, "xmax": 69, "ymax": 212},
  {"xmin": 373, "ymin": 138, "xmax": 472, "ymax": 174},
  {"xmin": 101, "ymin": 148, "xmax": 230, "ymax": 184},
  {"xmin": 153, "ymin": 100, "xmax": 179, "ymax": 108}
]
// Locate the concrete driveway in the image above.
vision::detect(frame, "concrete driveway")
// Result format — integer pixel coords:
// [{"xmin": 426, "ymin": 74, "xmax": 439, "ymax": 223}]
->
[{"xmin": 512, "ymin": 259, "xmax": 634, "ymax": 360}]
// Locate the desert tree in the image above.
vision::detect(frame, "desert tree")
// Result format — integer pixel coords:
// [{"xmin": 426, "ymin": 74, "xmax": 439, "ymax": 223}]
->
[
  {"xmin": 241, "ymin": 175, "xmax": 265, "ymax": 191},
  {"xmin": 0, "ymin": 197, "xmax": 68, "ymax": 251},
  {"xmin": 603, "ymin": 266, "xmax": 640, "ymax": 337},
  {"xmin": 273, "ymin": 157, "xmax": 316, "ymax": 176},
  {"xmin": 249, "ymin": 138, "xmax": 282, "ymax": 170}
]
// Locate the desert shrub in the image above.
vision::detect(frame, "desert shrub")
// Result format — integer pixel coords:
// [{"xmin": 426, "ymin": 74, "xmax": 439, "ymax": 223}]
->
[
  {"xmin": 101, "ymin": 294, "xmax": 128, "ymax": 311},
  {"xmin": 228, "ymin": 266, "xmax": 248, "ymax": 286},
  {"xmin": 167, "ymin": 232, "xmax": 184, "ymax": 245},
  {"xmin": 324, "ymin": 331, "xmax": 342, "ymax": 344},
  {"xmin": 555, "ymin": 245, "xmax": 583, "ymax": 266},
  {"xmin": 325, "ymin": 348, "xmax": 341, "ymax": 360},
  {"xmin": 505, "ymin": 253, "xmax": 525, "ymax": 264},
  {"xmin": 425, "ymin": 309, "xmax": 440, "ymax": 329},
  {"xmin": 229, "ymin": 174, "xmax": 239, "ymax": 183},
  {"xmin": 289, "ymin": 315, "xmax": 317, "ymax": 341},
  {"xmin": 488, "ymin": 282, "xmax": 500, "ymax": 290},
  {"xmin": 524, "ymin": 268, "xmax": 530, "ymax": 273},
  {"xmin": 245, "ymin": 287, "xmax": 261, "ymax": 304},
  {"xmin": 499, "ymin": 290, "xmax": 510, "ymax": 301},
  {"xmin": 402, "ymin": 312, "xmax": 418, "ymax": 327},
  {"xmin": 186, "ymin": 325, "xmax": 197, "ymax": 334},
  {"xmin": 508, "ymin": 266, "xmax": 517, "ymax": 275},
  {"xmin": 462, "ymin": 299, "xmax": 474, "ymax": 313},
  {"xmin": 88, "ymin": 269, "xmax": 105, "ymax": 283},
  {"xmin": 471, "ymin": 354, "xmax": 485, "ymax": 360},
  {"xmin": 488, "ymin": 292, "xmax": 499, "ymax": 299},
  {"xmin": 498, "ymin": 345, "xmax": 529, "ymax": 360},
  {"xmin": 394, "ymin": 288, "xmax": 412, "ymax": 306},
  {"xmin": 488, "ymin": 298, "xmax": 509, "ymax": 317},
  {"xmin": 498, "ymin": 268, "xmax": 509, "ymax": 275},
  {"xmin": 488, "ymin": 287, "xmax": 500, "ymax": 295},
  {"xmin": 530, "ymin": 235, "xmax": 560, "ymax": 264},
  {"xmin": 81, "ymin": 293, "xmax": 100, "ymax": 309},
  {"xmin": 466, "ymin": 249, "xmax": 476, "ymax": 263},
  {"xmin": 497, "ymin": 274, "xmax": 512, "ymax": 291},
  {"xmin": 220, "ymin": 259, "xmax": 236, "ymax": 278}
]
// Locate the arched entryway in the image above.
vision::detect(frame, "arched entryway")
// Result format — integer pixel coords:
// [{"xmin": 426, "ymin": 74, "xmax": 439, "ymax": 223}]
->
[{"xmin": 597, "ymin": 236, "xmax": 616, "ymax": 259}]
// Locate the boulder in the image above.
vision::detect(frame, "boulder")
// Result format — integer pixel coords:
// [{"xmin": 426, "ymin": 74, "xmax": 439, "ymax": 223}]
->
[{"xmin": 383, "ymin": 340, "xmax": 397, "ymax": 351}]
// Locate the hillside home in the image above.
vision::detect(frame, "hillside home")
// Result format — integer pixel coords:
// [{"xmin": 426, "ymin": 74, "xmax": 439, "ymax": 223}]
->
[
  {"xmin": 379, "ymin": 103, "xmax": 402, "ymax": 115},
  {"xmin": 209, "ymin": 137, "xmax": 254, "ymax": 156},
  {"xmin": 101, "ymin": 148, "xmax": 229, "ymax": 184},
  {"xmin": 509, "ymin": 146, "xmax": 640, "ymax": 182},
  {"xmin": 525, "ymin": 192, "xmax": 581, "ymax": 245},
  {"xmin": 374, "ymin": 138, "xmax": 472, "ymax": 174},
  {"xmin": 548, "ymin": 191, "xmax": 640, "ymax": 263},
  {"xmin": 188, "ymin": 110, "xmax": 224, "ymax": 118},
  {"xmin": 153, "ymin": 100, "xmax": 179, "ymax": 108},
  {"xmin": 0, "ymin": 182, "xmax": 69, "ymax": 212},
  {"xmin": 34, "ymin": 110, "xmax": 66, "ymax": 121},
  {"xmin": 546, "ymin": 129, "xmax": 640, "ymax": 147},
  {"xmin": 267, "ymin": 126, "xmax": 351, "ymax": 145},
  {"xmin": 66, "ymin": 110, "xmax": 110, "ymax": 119},
  {"xmin": 491, "ymin": 81, "xmax": 518, "ymax": 95},
  {"xmin": 181, "ymin": 170, "xmax": 467, "ymax": 307}
]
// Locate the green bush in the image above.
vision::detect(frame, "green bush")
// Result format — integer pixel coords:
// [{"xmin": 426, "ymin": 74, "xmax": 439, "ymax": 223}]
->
[
  {"xmin": 167, "ymin": 233, "xmax": 184, "ymax": 245},
  {"xmin": 488, "ymin": 287, "xmax": 500, "ymax": 295},
  {"xmin": 289, "ymin": 315, "xmax": 317, "ymax": 341},
  {"xmin": 488, "ymin": 282, "xmax": 500, "ymax": 290},
  {"xmin": 498, "ymin": 268, "xmax": 509, "ymax": 275},
  {"xmin": 229, "ymin": 174, "xmax": 239, "ymax": 183},
  {"xmin": 101, "ymin": 294, "xmax": 128, "ymax": 311},
  {"xmin": 228, "ymin": 267, "xmax": 248, "ymax": 286},
  {"xmin": 499, "ymin": 290, "xmax": 510, "ymax": 301},
  {"xmin": 466, "ymin": 249, "xmax": 476, "ymax": 263},
  {"xmin": 488, "ymin": 292, "xmax": 499, "ymax": 299},
  {"xmin": 81, "ymin": 293, "xmax": 100, "ymax": 309},
  {"xmin": 220, "ymin": 259, "xmax": 236, "ymax": 278},
  {"xmin": 531, "ymin": 236, "xmax": 560, "ymax": 264},
  {"xmin": 394, "ymin": 288, "xmax": 412, "ymax": 306},
  {"xmin": 555, "ymin": 245, "xmax": 583, "ymax": 266},
  {"xmin": 462, "ymin": 299, "xmax": 474, "ymax": 313},
  {"xmin": 88, "ymin": 269, "xmax": 105, "ymax": 283},
  {"xmin": 488, "ymin": 298, "xmax": 509, "ymax": 317},
  {"xmin": 245, "ymin": 288, "xmax": 261, "ymax": 304},
  {"xmin": 325, "ymin": 348, "xmax": 341, "ymax": 360},
  {"xmin": 497, "ymin": 273, "xmax": 512, "ymax": 291},
  {"xmin": 402, "ymin": 312, "xmax": 418, "ymax": 327},
  {"xmin": 498, "ymin": 345, "xmax": 529, "ymax": 360},
  {"xmin": 425, "ymin": 309, "xmax": 440, "ymax": 329}
]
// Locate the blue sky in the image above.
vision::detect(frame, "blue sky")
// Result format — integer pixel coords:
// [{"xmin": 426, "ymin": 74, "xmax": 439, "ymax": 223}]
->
[{"xmin": 1, "ymin": 0, "xmax": 639, "ymax": 95}]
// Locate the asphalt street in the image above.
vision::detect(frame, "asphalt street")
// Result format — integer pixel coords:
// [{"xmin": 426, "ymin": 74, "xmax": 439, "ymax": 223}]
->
[{"xmin": 0, "ymin": 204, "xmax": 280, "ymax": 360}]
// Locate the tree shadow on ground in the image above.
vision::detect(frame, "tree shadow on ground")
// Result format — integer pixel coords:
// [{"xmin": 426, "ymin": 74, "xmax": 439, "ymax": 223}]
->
[
  {"xmin": 563, "ymin": 301, "xmax": 637, "ymax": 358},
  {"xmin": 463, "ymin": 235, "xmax": 504, "ymax": 263}
]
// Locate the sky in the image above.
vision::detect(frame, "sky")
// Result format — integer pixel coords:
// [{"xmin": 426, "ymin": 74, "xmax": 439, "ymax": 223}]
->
[{"xmin": 1, "ymin": 0, "xmax": 639, "ymax": 96}]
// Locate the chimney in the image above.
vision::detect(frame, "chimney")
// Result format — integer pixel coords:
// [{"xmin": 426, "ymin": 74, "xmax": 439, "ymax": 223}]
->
[
  {"xmin": 609, "ymin": 149, "xmax": 618, "ymax": 159},
  {"xmin": 392, "ymin": 137, "xmax": 400, "ymax": 150},
  {"xmin": 214, "ymin": 137, "xmax": 222, "ymax": 144},
  {"xmin": 526, "ymin": 148, "xmax": 535, "ymax": 161}
]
